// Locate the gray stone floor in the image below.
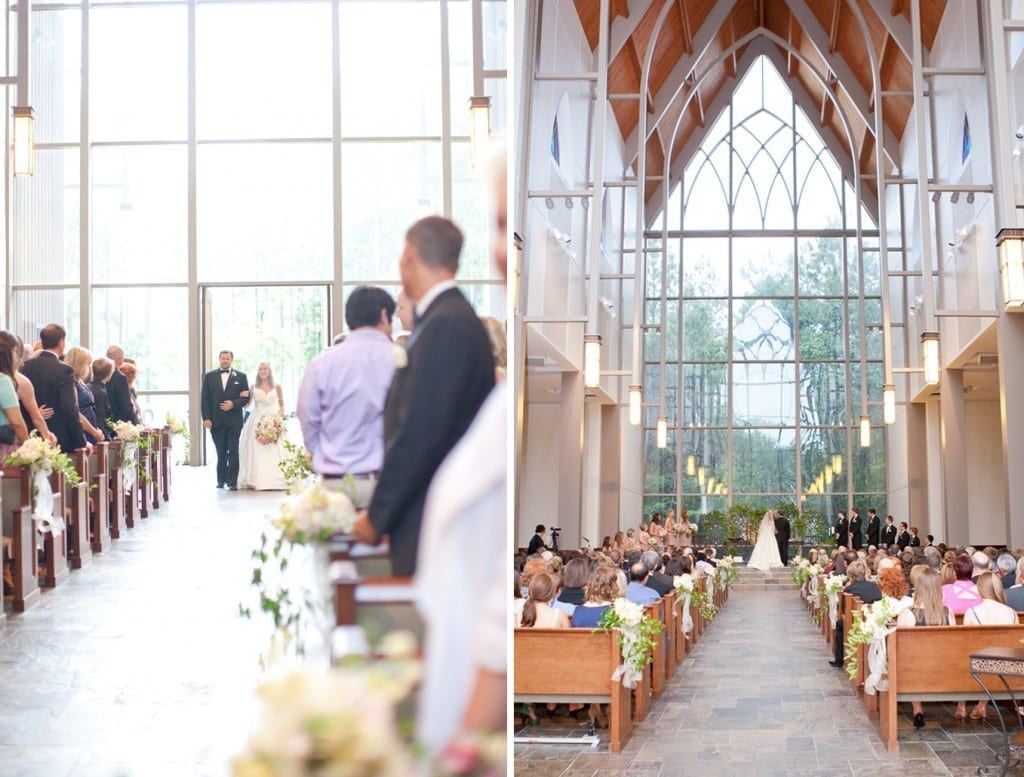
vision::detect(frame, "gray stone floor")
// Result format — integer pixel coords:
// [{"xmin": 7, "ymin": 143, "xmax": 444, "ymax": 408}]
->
[
  {"xmin": 513, "ymin": 587, "xmax": 1024, "ymax": 776},
  {"xmin": 0, "ymin": 466, "xmax": 280, "ymax": 776}
]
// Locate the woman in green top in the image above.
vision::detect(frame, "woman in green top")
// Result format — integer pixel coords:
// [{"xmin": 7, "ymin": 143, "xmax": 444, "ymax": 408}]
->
[{"xmin": 0, "ymin": 331, "xmax": 29, "ymax": 457}]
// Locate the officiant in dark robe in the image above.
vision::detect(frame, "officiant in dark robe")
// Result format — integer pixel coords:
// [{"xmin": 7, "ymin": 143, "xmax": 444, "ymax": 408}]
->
[{"xmin": 773, "ymin": 511, "xmax": 791, "ymax": 565}]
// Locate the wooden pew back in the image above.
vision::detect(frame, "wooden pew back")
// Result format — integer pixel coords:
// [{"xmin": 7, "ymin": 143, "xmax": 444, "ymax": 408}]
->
[{"xmin": 1, "ymin": 466, "xmax": 38, "ymax": 611}]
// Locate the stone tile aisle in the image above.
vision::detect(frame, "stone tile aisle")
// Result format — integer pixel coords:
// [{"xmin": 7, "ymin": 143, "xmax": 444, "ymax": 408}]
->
[
  {"xmin": 514, "ymin": 586, "xmax": 1020, "ymax": 776},
  {"xmin": 0, "ymin": 467, "xmax": 281, "ymax": 777}
]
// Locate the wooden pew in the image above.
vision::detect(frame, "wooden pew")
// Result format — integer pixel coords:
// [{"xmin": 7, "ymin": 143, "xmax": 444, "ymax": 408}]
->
[
  {"xmin": 148, "ymin": 429, "xmax": 163, "ymax": 511},
  {"xmin": 878, "ymin": 624, "xmax": 1024, "ymax": 752},
  {"xmin": 1, "ymin": 466, "xmax": 39, "ymax": 612},
  {"xmin": 647, "ymin": 600, "xmax": 666, "ymax": 698},
  {"xmin": 514, "ymin": 628, "xmax": 633, "ymax": 752},
  {"xmin": 333, "ymin": 574, "xmax": 422, "ymax": 648},
  {"xmin": 40, "ymin": 469, "xmax": 70, "ymax": 588},
  {"xmin": 66, "ymin": 450, "xmax": 92, "ymax": 570},
  {"xmin": 138, "ymin": 435, "xmax": 153, "ymax": 519},
  {"xmin": 88, "ymin": 443, "xmax": 110, "ymax": 553},
  {"xmin": 663, "ymin": 591, "xmax": 677, "ymax": 682},
  {"xmin": 107, "ymin": 440, "xmax": 129, "ymax": 538},
  {"xmin": 159, "ymin": 428, "xmax": 172, "ymax": 502}
]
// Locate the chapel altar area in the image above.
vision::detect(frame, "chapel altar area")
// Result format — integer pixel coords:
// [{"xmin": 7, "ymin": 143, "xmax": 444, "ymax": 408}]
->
[{"xmin": 0, "ymin": 465, "xmax": 279, "ymax": 775}]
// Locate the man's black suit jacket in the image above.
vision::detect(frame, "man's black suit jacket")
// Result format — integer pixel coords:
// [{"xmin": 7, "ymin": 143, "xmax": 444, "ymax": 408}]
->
[
  {"xmin": 107, "ymin": 369, "xmax": 138, "ymax": 425},
  {"xmin": 647, "ymin": 570, "xmax": 674, "ymax": 597},
  {"xmin": 773, "ymin": 516, "xmax": 791, "ymax": 563},
  {"xmin": 848, "ymin": 515, "xmax": 862, "ymax": 550},
  {"xmin": 370, "ymin": 286, "xmax": 495, "ymax": 576},
  {"xmin": 882, "ymin": 524, "xmax": 897, "ymax": 548},
  {"xmin": 200, "ymin": 369, "xmax": 249, "ymax": 429},
  {"xmin": 896, "ymin": 530, "xmax": 911, "ymax": 551},
  {"xmin": 20, "ymin": 351, "xmax": 86, "ymax": 453},
  {"xmin": 834, "ymin": 516, "xmax": 849, "ymax": 547},
  {"xmin": 866, "ymin": 515, "xmax": 880, "ymax": 547}
]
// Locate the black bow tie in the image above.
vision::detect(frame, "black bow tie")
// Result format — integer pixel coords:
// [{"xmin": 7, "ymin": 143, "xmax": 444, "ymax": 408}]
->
[{"xmin": 220, "ymin": 369, "xmax": 230, "ymax": 373}]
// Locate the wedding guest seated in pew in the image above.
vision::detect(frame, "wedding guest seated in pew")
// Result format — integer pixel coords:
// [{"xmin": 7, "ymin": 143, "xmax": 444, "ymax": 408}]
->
[
  {"xmin": 553, "ymin": 557, "xmax": 588, "ymax": 617},
  {"xmin": 625, "ymin": 563, "xmax": 660, "ymax": 606},
  {"xmin": 896, "ymin": 566, "xmax": 956, "ymax": 728},
  {"xmin": 571, "ymin": 565, "xmax": 623, "ymax": 628},
  {"xmin": 64, "ymin": 347, "xmax": 106, "ymax": 445},
  {"xmin": 877, "ymin": 566, "xmax": 913, "ymax": 610},
  {"xmin": 995, "ymin": 552, "xmax": 1017, "ymax": 583},
  {"xmin": 955, "ymin": 571, "xmax": 1019, "ymax": 721},
  {"xmin": 0, "ymin": 332, "xmax": 30, "ymax": 458},
  {"xmin": 829, "ymin": 560, "xmax": 882, "ymax": 669},
  {"xmin": 942, "ymin": 553, "xmax": 983, "ymax": 614},
  {"xmin": 1006, "ymin": 558, "xmax": 1024, "ymax": 612},
  {"xmin": 520, "ymin": 572, "xmax": 569, "ymax": 629},
  {"xmin": 1, "ymin": 333, "xmax": 55, "ymax": 446},
  {"xmin": 89, "ymin": 358, "xmax": 116, "ymax": 439},
  {"xmin": 641, "ymin": 550, "xmax": 674, "ymax": 597},
  {"xmin": 971, "ymin": 550, "xmax": 992, "ymax": 583}
]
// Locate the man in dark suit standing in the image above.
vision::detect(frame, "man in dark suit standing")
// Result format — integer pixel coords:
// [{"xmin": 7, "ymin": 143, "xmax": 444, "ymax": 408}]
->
[
  {"xmin": 20, "ymin": 324, "xmax": 87, "ymax": 454},
  {"xmin": 774, "ymin": 510, "xmax": 791, "ymax": 565},
  {"xmin": 866, "ymin": 508, "xmax": 881, "ymax": 547},
  {"xmin": 848, "ymin": 507, "xmax": 863, "ymax": 551},
  {"xmin": 896, "ymin": 521, "xmax": 911, "ymax": 551},
  {"xmin": 834, "ymin": 510, "xmax": 849, "ymax": 548},
  {"xmin": 353, "ymin": 216, "xmax": 495, "ymax": 576},
  {"xmin": 105, "ymin": 345, "xmax": 139, "ymax": 424},
  {"xmin": 200, "ymin": 350, "xmax": 249, "ymax": 490},
  {"xmin": 881, "ymin": 514, "xmax": 897, "ymax": 548}
]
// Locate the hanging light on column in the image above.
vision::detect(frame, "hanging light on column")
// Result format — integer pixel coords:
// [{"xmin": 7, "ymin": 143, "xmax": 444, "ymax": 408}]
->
[
  {"xmin": 686, "ymin": 454, "xmax": 695, "ymax": 477},
  {"xmin": 883, "ymin": 384, "xmax": 896, "ymax": 424},
  {"xmin": 697, "ymin": 466, "xmax": 705, "ymax": 488},
  {"xmin": 583, "ymin": 334, "xmax": 601, "ymax": 388},
  {"xmin": 468, "ymin": 96, "xmax": 491, "ymax": 169},
  {"xmin": 825, "ymin": 463, "xmax": 833, "ymax": 482},
  {"xmin": 921, "ymin": 332, "xmax": 940, "ymax": 386},
  {"xmin": 860, "ymin": 414, "xmax": 871, "ymax": 448},
  {"xmin": 832, "ymin": 453, "xmax": 842, "ymax": 475},
  {"xmin": 628, "ymin": 385, "xmax": 642, "ymax": 426},
  {"xmin": 656, "ymin": 416, "xmax": 667, "ymax": 448},
  {"xmin": 12, "ymin": 106, "xmax": 34, "ymax": 177},
  {"xmin": 996, "ymin": 228, "xmax": 1024, "ymax": 309},
  {"xmin": 706, "ymin": 476, "xmax": 716, "ymax": 494}
]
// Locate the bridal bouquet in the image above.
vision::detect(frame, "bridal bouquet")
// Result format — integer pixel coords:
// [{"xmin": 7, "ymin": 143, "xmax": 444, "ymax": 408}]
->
[
  {"xmin": 256, "ymin": 413, "xmax": 285, "ymax": 445},
  {"xmin": 674, "ymin": 573, "xmax": 717, "ymax": 621},
  {"xmin": 596, "ymin": 598, "xmax": 663, "ymax": 689},
  {"xmin": 4, "ymin": 432, "xmax": 80, "ymax": 487}
]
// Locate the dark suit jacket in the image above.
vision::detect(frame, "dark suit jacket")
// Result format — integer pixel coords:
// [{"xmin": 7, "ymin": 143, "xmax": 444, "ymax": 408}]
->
[
  {"xmin": 773, "ymin": 516, "xmax": 791, "ymax": 562},
  {"xmin": 89, "ymin": 380, "xmax": 112, "ymax": 438},
  {"xmin": 369, "ymin": 286, "xmax": 495, "ymax": 576},
  {"xmin": 647, "ymin": 570, "xmax": 674, "ymax": 597},
  {"xmin": 849, "ymin": 515, "xmax": 862, "ymax": 549},
  {"xmin": 882, "ymin": 524, "xmax": 897, "ymax": 547},
  {"xmin": 844, "ymin": 579, "xmax": 883, "ymax": 605},
  {"xmin": 200, "ymin": 369, "xmax": 250, "ymax": 429},
  {"xmin": 834, "ymin": 517, "xmax": 849, "ymax": 546},
  {"xmin": 19, "ymin": 351, "xmax": 86, "ymax": 453},
  {"xmin": 896, "ymin": 530, "xmax": 911, "ymax": 551},
  {"xmin": 107, "ymin": 369, "xmax": 138, "ymax": 424},
  {"xmin": 866, "ymin": 515, "xmax": 880, "ymax": 547},
  {"xmin": 1005, "ymin": 585, "xmax": 1024, "ymax": 612}
]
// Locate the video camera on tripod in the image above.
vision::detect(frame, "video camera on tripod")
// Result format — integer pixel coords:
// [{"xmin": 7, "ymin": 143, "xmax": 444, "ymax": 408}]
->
[{"xmin": 548, "ymin": 527, "xmax": 561, "ymax": 552}]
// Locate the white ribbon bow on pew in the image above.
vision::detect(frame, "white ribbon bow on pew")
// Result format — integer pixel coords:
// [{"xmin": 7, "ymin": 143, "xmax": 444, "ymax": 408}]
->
[
  {"xmin": 828, "ymin": 592, "xmax": 840, "ymax": 629},
  {"xmin": 807, "ymin": 575, "xmax": 820, "ymax": 608},
  {"xmin": 32, "ymin": 467, "xmax": 66, "ymax": 548},
  {"xmin": 863, "ymin": 627, "xmax": 896, "ymax": 695},
  {"xmin": 122, "ymin": 443, "xmax": 138, "ymax": 495},
  {"xmin": 679, "ymin": 594, "xmax": 693, "ymax": 639}
]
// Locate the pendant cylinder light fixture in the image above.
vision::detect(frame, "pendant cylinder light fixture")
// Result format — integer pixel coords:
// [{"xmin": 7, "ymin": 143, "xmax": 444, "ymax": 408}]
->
[
  {"xmin": 921, "ymin": 332, "xmax": 940, "ymax": 386},
  {"xmin": 628, "ymin": 385, "xmax": 642, "ymax": 426},
  {"xmin": 656, "ymin": 416, "xmax": 667, "ymax": 449},
  {"xmin": 468, "ymin": 96, "xmax": 491, "ymax": 169},
  {"xmin": 583, "ymin": 334, "xmax": 601, "ymax": 388},
  {"xmin": 883, "ymin": 384, "xmax": 896, "ymax": 424},
  {"xmin": 686, "ymin": 454, "xmax": 695, "ymax": 477},
  {"xmin": 13, "ymin": 106, "xmax": 34, "ymax": 177},
  {"xmin": 996, "ymin": 227, "xmax": 1024, "ymax": 309},
  {"xmin": 860, "ymin": 414, "xmax": 871, "ymax": 448}
]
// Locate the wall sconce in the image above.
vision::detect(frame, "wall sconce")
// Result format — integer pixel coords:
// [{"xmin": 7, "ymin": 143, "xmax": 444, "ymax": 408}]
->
[
  {"xmin": 12, "ymin": 106, "xmax": 34, "ymax": 177},
  {"xmin": 583, "ymin": 334, "xmax": 601, "ymax": 388},
  {"xmin": 883, "ymin": 384, "xmax": 896, "ymax": 424},
  {"xmin": 921, "ymin": 332, "xmax": 940, "ymax": 385},
  {"xmin": 996, "ymin": 227, "xmax": 1024, "ymax": 309},
  {"xmin": 697, "ymin": 466, "xmax": 705, "ymax": 487},
  {"xmin": 860, "ymin": 414, "xmax": 871, "ymax": 448},
  {"xmin": 832, "ymin": 453, "xmax": 842, "ymax": 475},
  {"xmin": 656, "ymin": 416, "xmax": 667, "ymax": 449},
  {"xmin": 686, "ymin": 454, "xmax": 695, "ymax": 477},
  {"xmin": 628, "ymin": 385, "xmax": 642, "ymax": 425},
  {"xmin": 468, "ymin": 96, "xmax": 491, "ymax": 169}
]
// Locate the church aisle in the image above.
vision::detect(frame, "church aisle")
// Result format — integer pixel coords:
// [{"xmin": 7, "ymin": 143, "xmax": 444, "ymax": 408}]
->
[
  {"xmin": 0, "ymin": 467, "xmax": 281, "ymax": 777},
  {"xmin": 514, "ymin": 586, "xmax": 1010, "ymax": 776}
]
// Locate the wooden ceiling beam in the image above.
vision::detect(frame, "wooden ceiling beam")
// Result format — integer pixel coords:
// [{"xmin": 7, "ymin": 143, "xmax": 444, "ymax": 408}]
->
[
  {"xmin": 609, "ymin": 0, "xmax": 656, "ymax": 65},
  {"xmin": 677, "ymin": 0, "xmax": 694, "ymax": 54},
  {"xmin": 624, "ymin": 0, "xmax": 739, "ymax": 166},
  {"xmin": 688, "ymin": 74, "xmax": 706, "ymax": 126},
  {"xmin": 628, "ymin": 36, "xmax": 657, "ymax": 115},
  {"xmin": 890, "ymin": 0, "xmax": 906, "ymax": 16},
  {"xmin": 787, "ymin": 0, "xmax": 900, "ymax": 169},
  {"xmin": 788, "ymin": 15, "xmax": 800, "ymax": 77},
  {"xmin": 864, "ymin": 0, "xmax": 913, "ymax": 61},
  {"xmin": 730, "ymin": 14, "xmax": 739, "ymax": 78},
  {"xmin": 828, "ymin": 0, "xmax": 841, "ymax": 54},
  {"xmin": 821, "ymin": 72, "xmax": 836, "ymax": 127}
]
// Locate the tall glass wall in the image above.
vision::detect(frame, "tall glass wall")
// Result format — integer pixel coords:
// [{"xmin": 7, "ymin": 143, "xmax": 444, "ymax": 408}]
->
[
  {"xmin": 8, "ymin": 0, "xmax": 507, "ymax": 434},
  {"xmin": 642, "ymin": 57, "xmax": 885, "ymax": 540}
]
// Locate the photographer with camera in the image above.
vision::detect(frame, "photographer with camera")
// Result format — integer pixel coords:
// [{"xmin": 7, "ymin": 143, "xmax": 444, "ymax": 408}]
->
[{"xmin": 527, "ymin": 524, "xmax": 548, "ymax": 556}]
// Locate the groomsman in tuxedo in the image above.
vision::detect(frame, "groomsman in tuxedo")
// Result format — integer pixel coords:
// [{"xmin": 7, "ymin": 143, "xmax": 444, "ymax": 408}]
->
[
  {"xmin": 200, "ymin": 351, "xmax": 250, "ymax": 490},
  {"xmin": 353, "ymin": 216, "xmax": 495, "ymax": 575},
  {"xmin": 895, "ymin": 521, "xmax": 911, "ymax": 551},
  {"xmin": 105, "ymin": 345, "xmax": 139, "ymax": 424},
  {"xmin": 774, "ymin": 510, "xmax": 791, "ymax": 565},
  {"xmin": 20, "ymin": 323, "xmax": 87, "ymax": 454},
  {"xmin": 834, "ymin": 509, "xmax": 849, "ymax": 548},
  {"xmin": 848, "ymin": 507, "xmax": 863, "ymax": 550},
  {"xmin": 866, "ymin": 508, "xmax": 881, "ymax": 547},
  {"xmin": 881, "ymin": 514, "xmax": 897, "ymax": 548}
]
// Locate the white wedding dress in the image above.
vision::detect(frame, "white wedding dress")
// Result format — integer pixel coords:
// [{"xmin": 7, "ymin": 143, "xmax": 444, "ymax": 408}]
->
[
  {"xmin": 238, "ymin": 387, "xmax": 287, "ymax": 491},
  {"xmin": 747, "ymin": 512, "xmax": 784, "ymax": 570}
]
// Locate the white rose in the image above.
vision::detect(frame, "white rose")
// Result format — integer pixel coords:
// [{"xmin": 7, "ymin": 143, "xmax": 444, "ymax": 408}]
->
[{"xmin": 392, "ymin": 344, "xmax": 408, "ymax": 369}]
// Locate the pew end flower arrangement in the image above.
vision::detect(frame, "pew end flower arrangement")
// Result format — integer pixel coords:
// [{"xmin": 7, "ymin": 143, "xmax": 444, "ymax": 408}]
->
[
  {"xmin": 165, "ymin": 412, "xmax": 190, "ymax": 463},
  {"xmin": 3, "ymin": 432, "xmax": 81, "ymax": 489},
  {"xmin": 716, "ymin": 555, "xmax": 738, "ymax": 588},
  {"xmin": 594, "ymin": 598, "xmax": 664, "ymax": 689},
  {"xmin": 674, "ymin": 573, "xmax": 717, "ymax": 621},
  {"xmin": 109, "ymin": 419, "xmax": 152, "ymax": 485},
  {"xmin": 820, "ymin": 573, "xmax": 848, "ymax": 627},
  {"xmin": 843, "ymin": 595, "xmax": 901, "ymax": 692},
  {"xmin": 279, "ymin": 439, "xmax": 315, "ymax": 493},
  {"xmin": 239, "ymin": 479, "xmax": 357, "ymax": 663}
]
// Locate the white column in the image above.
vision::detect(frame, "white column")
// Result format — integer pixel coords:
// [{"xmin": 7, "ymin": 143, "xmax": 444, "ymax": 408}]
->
[{"xmin": 939, "ymin": 369, "xmax": 968, "ymax": 544}]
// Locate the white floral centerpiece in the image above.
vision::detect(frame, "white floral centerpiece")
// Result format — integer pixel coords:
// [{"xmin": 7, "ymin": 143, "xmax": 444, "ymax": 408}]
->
[
  {"xmin": 4, "ymin": 432, "xmax": 81, "ymax": 538},
  {"xmin": 595, "ymin": 597, "xmax": 663, "ymax": 689},
  {"xmin": 844, "ymin": 595, "xmax": 903, "ymax": 693}
]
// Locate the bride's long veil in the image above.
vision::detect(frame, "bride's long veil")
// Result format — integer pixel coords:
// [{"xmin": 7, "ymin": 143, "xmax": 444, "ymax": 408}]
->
[{"xmin": 759, "ymin": 510, "xmax": 776, "ymax": 537}]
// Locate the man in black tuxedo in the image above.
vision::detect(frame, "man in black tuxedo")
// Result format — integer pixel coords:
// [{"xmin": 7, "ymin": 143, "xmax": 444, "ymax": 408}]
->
[
  {"xmin": 105, "ymin": 345, "xmax": 138, "ymax": 424},
  {"xmin": 200, "ymin": 350, "xmax": 250, "ymax": 490},
  {"xmin": 20, "ymin": 324, "xmax": 86, "ymax": 454},
  {"xmin": 834, "ymin": 510, "xmax": 849, "ymax": 548},
  {"xmin": 866, "ymin": 508, "xmax": 880, "ymax": 547},
  {"xmin": 881, "ymin": 514, "xmax": 897, "ymax": 548},
  {"xmin": 895, "ymin": 521, "xmax": 911, "ymax": 551},
  {"xmin": 849, "ymin": 507, "xmax": 863, "ymax": 550},
  {"xmin": 774, "ymin": 511, "xmax": 791, "ymax": 565},
  {"xmin": 353, "ymin": 217, "xmax": 494, "ymax": 576}
]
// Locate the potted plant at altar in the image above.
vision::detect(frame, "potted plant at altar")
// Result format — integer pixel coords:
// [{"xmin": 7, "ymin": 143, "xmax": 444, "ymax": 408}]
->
[{"xmin": 240, "ymin": 479, "xmax": 357, "ymax": 667}]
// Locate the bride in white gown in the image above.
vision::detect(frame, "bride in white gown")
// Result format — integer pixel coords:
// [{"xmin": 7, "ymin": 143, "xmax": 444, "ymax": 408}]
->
[
  {"xmin": 747, "ymin": 509, "xmax": 784, "ymax": 570},
  {"xmin": 238, "ymin": 362, "xmax": 287, "ymax": 491}
]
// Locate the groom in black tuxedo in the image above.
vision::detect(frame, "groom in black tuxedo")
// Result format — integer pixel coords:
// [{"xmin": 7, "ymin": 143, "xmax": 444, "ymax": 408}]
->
[
  {"xmin": 353, "ymin": 216, "xmax": 495, "ymax": 575},
  {"xmin": 773, "ymin": 511, "xmax": 791, "ymax": 565},
  {"xmin": 200, "ymin": 351, "xmax": 249, "ymax": 490}
]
